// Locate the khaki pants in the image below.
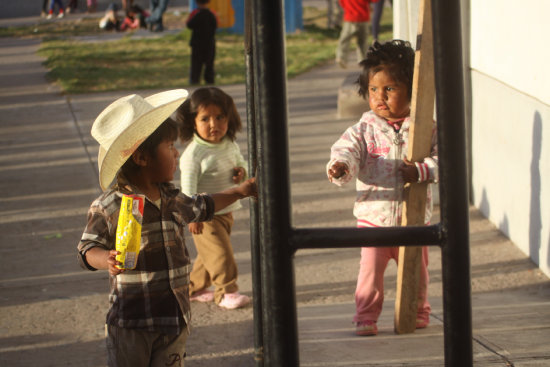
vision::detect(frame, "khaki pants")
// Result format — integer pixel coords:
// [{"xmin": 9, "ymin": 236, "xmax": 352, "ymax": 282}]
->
[
  {"xmin": 335, "ymin": 21, "xmax": 370, "ymax": 63},
  {"xmin": 189, "ymin": 213, "xmax": 239, "ymax": 304},
  {"xmin": 106, "ymin": 324, "xmax": 188, "ymax": 367}
]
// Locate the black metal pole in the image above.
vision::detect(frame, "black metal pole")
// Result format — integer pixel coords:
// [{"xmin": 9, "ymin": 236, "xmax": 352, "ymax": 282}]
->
[
  {"xmin": 244, "ymin": 1, "xmax": 264, "ymax": 366},
  {"xmin": 253, "ymin": 0, "xmax": 299, "ymax": 366},
  {"xmin": 431, "ymin": 0, "xmax": 473, "ymax": 366}
]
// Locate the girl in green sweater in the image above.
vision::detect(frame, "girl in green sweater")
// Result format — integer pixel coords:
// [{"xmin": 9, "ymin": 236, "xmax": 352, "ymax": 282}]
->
[{"xmin": 175, "ymin": 87, "xmax": 250, "ymax": 310}]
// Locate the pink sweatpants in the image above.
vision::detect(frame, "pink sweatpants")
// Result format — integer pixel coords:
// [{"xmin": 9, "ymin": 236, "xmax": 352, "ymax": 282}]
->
[{"xmin": 353, "ymin": 244, "xmax": 431, "ymax": 323}]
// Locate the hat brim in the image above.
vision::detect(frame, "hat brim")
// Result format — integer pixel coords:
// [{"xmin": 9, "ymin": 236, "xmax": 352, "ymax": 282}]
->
[{"xmin": 98, "ymin": 89, "xmax": 187, "ymax": 191}]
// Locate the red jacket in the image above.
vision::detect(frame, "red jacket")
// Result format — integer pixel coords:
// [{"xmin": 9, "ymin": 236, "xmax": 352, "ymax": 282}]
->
[{"xmin": 339, "ymin": 0, "xmax": 376, "ymax": 22}]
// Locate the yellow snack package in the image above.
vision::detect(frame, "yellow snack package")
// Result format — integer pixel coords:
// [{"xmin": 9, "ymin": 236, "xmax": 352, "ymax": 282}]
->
[{"xmin": 115, "ymin": 194, "xmax": 145, "ymax": 269}]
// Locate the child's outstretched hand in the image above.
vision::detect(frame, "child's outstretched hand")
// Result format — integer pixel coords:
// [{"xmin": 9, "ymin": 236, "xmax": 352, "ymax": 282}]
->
[
  {"xmin": 188, "ymin": 222, "xmax": 204, "ymax": 235},
  {"xmin": 399, "ymin": 158, "xmax": 419, "ymax": 183},
  {"xmin": 237, "ymin": 177, "xmax": 257, "ymax": 198},
  {"xmin": 211, "ymin": 178, "xmax": 257, "ymax": 213},
  {"xmin": 328, "ymin": 162, "xmax": 349, "ymax": 180},
  {"xmin": 232, "ymin": 167, "xmax": 246, "ymax": 184}
]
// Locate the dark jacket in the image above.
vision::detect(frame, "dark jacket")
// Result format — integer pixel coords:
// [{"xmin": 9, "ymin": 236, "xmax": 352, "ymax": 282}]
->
[{"xmin": 186, "ymin": 7, "xmax": 217, "ymax": 48}]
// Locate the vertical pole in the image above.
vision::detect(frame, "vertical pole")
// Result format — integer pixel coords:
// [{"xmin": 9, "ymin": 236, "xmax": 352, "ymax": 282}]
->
[
  {"xmin": 431, "ymin": 0, "xmax": 473, "ymax": 366},
  {"xmin": 253, "ymin": 0, "xmax": 299, "ymax": 366},
  {"xmin": 244, "ymin": 1, "xmax": 263, "ymax": 366}
]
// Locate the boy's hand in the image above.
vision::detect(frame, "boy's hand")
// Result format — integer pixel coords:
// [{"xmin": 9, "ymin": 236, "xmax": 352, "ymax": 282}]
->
[
  {"xmin": 237, "ymin": 177, "xmax": 257, "ymax": 198},
  {"xmin": 328, "ymin": 162, "xmax": 349, "ymax": 180},
  {"xmin": 107, "ymin": 250, "xmax": 125, "ymax": 276},
  {"xmin": 232, "ymin": 167, "xmax": 246, "ymax": 184},
  {"xmin": 211, "ymin": 178, "xmax": 257, "ymax": 212},
  {"xmin": 399, "ymin": 158, "xmax": 419, "ymax": 183},
  {"xmin": 188, "ymin": 222, "xmax": 204, "ymax": 235}
]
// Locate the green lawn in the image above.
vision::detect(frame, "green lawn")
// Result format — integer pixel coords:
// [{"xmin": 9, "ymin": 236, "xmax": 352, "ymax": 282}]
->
[{"xmin": 2, "ymin": 7, "xmax": 393, "ymax": 94}]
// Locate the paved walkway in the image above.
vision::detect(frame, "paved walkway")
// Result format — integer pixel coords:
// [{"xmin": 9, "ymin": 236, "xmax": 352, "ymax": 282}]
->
[{"xmin": 1, "ymin": 9, "xmax": 550, "ymax": 367}]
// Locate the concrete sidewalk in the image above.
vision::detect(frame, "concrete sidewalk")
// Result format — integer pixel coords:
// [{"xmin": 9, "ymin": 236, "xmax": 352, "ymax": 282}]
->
[{"xmin": 1, "ymin": 20, "xmax": 550, "ymax": 367}]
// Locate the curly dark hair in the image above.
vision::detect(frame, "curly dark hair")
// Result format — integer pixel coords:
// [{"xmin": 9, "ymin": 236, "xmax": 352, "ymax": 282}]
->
[
  {"xmin": 356, "ymin": 40, "xmax": 415, "ymax": 100},
  {"xmin": 174, "ymin": 87, "xmax": 242, "ymax": 142}
]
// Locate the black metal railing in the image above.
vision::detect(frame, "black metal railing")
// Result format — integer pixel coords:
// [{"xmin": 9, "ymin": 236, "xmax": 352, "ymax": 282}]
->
[{"xmin": 244, "ymin": 0, "xmax": 472, "ymax": 366}]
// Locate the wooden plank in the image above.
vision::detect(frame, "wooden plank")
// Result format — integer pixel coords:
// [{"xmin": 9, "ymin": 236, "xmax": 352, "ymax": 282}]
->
[{"xmin": 394, "ymin": 0, "xmax": 436, "ymax": 334}]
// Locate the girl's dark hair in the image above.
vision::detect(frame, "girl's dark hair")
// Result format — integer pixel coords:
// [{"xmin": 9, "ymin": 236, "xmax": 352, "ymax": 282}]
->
[
  {"xmin": 174, "ymin": 87, "xmax": 242, "ymax": 142},
  {"xmin": 357, "ymin": 40, "xmax": 415, "ymax": 100},
  {"xmin": 120, "ymin": 117, "xmax": 179, "ymax": 176}
]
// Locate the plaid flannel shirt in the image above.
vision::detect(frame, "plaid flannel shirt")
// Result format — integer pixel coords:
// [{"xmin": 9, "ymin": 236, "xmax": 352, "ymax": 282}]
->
[{"xmin": 77, "ymin": 175, "xmax": 214, "ymax": 334}]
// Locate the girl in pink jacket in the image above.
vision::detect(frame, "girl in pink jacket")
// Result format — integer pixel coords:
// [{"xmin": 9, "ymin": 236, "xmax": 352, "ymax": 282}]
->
[{"xmin": 327, "ymin": 40, "xmax": 438, "ymax": 336}]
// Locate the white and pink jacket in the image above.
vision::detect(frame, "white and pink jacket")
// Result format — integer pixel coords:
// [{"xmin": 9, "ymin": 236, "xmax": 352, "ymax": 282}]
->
[{"xmin": 327, "ymin": 110, "xmax": 438, "ymax": 227}]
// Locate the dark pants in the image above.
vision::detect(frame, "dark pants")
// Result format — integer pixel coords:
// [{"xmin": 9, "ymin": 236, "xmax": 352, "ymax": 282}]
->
[
  {"xmin": 371, "ymin": 0, "xmax": 393, "ymax": 41},
  {"xmin": 146, "ymin": 0, "xmax": 169, "ymax": 31},
  {"xmin": 190, "ymin": 44, "xmax": 215, "ymax": 85}
]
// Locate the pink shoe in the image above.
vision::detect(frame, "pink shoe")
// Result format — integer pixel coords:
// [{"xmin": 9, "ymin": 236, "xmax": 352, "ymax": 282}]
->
[
  {"xmin": 355, "ymin": 320, "xmax": 378, "ymax": 336},
  {"xmin": 190, "ymin": 289, "xmax": 214, "ymax": 303},
  {"xmin": 218, "ymin": 292, "xmax": 250, "ymax": 309},
  {"xmin": 416, "ymin": 317, "xmax": 430, "ymax": 329}
]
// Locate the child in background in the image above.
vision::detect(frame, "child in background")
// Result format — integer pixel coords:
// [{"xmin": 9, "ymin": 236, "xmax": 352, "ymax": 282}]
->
[
  {"xmin": 77, "ymin": 89, "xmax": 256, "ymax": 366},
  {"xmin": 335, "ymin": 0, "xmax": 377, "ymax": 68},
  {"xmin": 145, "ymin": 0, "xmax": 169, "ymax": 32},
  {"xmin": 47, "ymin": 0, "xmax": 66, "ymax": 18},
  {"xmin": 327, "ymin": 40, "xmax": 438, "ymax": 336},
  {"xmin": 175, "ymin": 87, "xmax": 250, "ymax": 310},
  {"xmin": 119, "ymin": 4, "xmax": 149, "ymax": 31},
  {"xmin": 186, "ymin": 0, "xmax": 218, "ymax": 85},
  {"xmin": 99, "ymin": 3, "xmax": 120, "ymax": 31}
]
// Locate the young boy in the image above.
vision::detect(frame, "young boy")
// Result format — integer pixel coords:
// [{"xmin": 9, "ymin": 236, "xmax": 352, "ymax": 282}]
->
[
  {"xmin": 77, "ymin": 89, "xmax": 256, "ymax": 366},
  {"xmin": 186, "ymin": 0, "xmax": 218, "ymax": 85}
]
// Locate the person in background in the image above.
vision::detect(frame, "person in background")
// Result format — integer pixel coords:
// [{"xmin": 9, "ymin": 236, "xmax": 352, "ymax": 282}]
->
[
  {"xmin": 120, "ymin": 4, "xmax": 149, "ymax": 31},
  {"xmin": 41, "ymin": 0, "xmax": 51, "ymax": 17},
  {"xmin": 99, "ymin": 3, "xmax": 121, "ymax": 31},
  {"xmin": 371, "ymin": 0, "xmax": 392, "ymax": 44},
  {"xmin": 335, "ymin": 0, "xmax": 377, "ymax": 68},
  {"xmin": 145, "ymin": 0, "xmax": 169, "ymax": 32},
  {"xmin": 47, "ymin": 0, "xmax": 66, "ymax": 18},
  {"xmin": 66, "ymin": 0, "xmax": 78, "ymax": 14},
  {"xmin": 186, "ymin": 0, "xmax": 218, "ymax": 85}
]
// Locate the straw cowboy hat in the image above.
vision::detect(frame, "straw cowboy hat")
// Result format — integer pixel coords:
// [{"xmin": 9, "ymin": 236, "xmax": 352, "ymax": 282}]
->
[{"xmin": 91, "ymin": 89, "xmax": 188, "ymax": 191}]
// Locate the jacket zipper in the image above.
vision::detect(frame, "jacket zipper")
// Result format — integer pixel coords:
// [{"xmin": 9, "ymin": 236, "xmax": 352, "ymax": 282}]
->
[{"xmin": 393, "ymin": 130, "xmax": 404, "ymax": 227}]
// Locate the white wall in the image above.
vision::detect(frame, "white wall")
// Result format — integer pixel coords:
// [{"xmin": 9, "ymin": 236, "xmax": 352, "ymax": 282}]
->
[
  {"xmin": 471, "ymin": 72, "xmax": 550, "ymax": 275},
  {"xmin": 470, "ymin": 0, "xmax": 550, "ymax": 276},
  {"xmin": 470, "ymin": 1, "xmax": 550, "ymax": 105},
  {"xmin": 394, "ymin": 0, "xmax": 550, "ymax": 276}
]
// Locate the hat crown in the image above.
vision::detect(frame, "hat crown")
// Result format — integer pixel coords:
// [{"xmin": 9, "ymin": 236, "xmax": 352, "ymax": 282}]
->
[{"xmin": 91, "ymin": 94, "xmax": 154, "ymax": 148}]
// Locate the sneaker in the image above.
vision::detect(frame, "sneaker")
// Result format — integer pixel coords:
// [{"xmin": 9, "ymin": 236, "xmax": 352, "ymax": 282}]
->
[
  {"xmin": 416, "ymin": 317, "xmax": 429, "ymax": 329},
  {"xmin": 46, "ymin": 13, "xmax": 53, "ymax": 19},
  {"xmin": 190, "ymin": 289, "xmax": 214, "ymax": 303},
  {"xmin": 218, "ymin": 292, "xmax": 250, "ymax": 310},
  {"xmin": 355, "ymin": 320, "xmax": 378, "ymax": 336},
  {"xmin": 57, "ymin": 12, "xmax": 65, "ymax": 18}
]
